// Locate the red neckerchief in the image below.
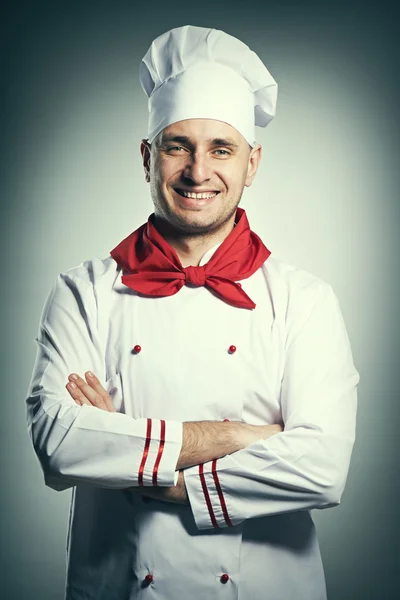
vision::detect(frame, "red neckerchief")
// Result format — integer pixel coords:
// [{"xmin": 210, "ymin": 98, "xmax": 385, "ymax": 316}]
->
[{"xmin": 110, "ymin": 207, "xmax": 271, "ymax": 309}]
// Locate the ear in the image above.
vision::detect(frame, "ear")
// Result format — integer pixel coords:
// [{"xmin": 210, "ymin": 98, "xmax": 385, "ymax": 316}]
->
[
  {"xmin": 140, "ymin": 139, "xmax": 152, "ymax": 183},
  {"xmin": 245, "ymin": 144, "xmax": 262, "ymax": 188}
]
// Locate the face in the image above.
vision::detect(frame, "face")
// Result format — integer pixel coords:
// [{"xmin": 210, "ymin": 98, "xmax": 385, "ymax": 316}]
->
[{"xmin": 140, "ymin": 119, "xmax": 262, "ymax": 236}]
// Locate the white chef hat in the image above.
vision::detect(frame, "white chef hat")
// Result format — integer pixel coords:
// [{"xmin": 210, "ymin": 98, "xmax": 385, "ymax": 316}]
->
[{"xmin": 139, "ymin": 25, "xmax": 278, "ymax": 148}]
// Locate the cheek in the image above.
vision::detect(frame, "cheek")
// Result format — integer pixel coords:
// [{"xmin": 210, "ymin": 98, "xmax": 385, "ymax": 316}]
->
[
  {"xmin": 222, "ymin": 163, "xmax": 247, "ymax": 188},
  {"xmin": 155, "ymin": 157, "xmax": 176, "ymax": 180}
]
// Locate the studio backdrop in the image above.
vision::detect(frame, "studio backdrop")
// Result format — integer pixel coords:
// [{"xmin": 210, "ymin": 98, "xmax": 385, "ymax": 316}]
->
[{"xmin": 1, "ymin": 1, "xmax": 398, "ymax": 599}]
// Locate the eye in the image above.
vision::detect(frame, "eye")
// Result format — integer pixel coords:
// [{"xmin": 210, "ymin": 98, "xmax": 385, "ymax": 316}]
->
[
  {"xmin": 213, "ymin": 149, "xmax": 230, "ymax": 156},
  {"xmin": 166, "ymin": 146, "xmax": 186, "ymax": 152}
]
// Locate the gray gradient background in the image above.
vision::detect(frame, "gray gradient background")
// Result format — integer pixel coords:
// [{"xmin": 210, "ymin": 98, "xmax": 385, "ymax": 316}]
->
[{"xmin": 1, "ymin": 1, "xmax": 399, "ymax": 598}]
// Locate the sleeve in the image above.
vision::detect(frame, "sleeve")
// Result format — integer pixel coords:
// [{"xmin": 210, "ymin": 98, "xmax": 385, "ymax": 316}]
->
[
  {"xmin": 184, "ymin": 283, "xmax": 359, "ymax": 529},
  {"xmin": 25, "ymin": 269, "xmax": 182, "ymax": 492}
]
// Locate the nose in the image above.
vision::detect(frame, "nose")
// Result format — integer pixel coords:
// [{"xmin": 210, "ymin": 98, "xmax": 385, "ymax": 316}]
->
[{"xmin": 183, "ymin": 151, "xmax": 213, "ymax": 185}]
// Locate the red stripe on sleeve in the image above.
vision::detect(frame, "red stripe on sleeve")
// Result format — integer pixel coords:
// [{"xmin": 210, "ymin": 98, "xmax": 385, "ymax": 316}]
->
[
  {"xmin": 199, "ymin": 464, "xmax": 219, "ymax": 528},
  {"xmin": 212, "ymin": 459, "xmax": 233, "ymax": 527},
  {"xmin": 138, "ymin": 418, "xmax": 152, "ymax": 486},
  {"xmin": 152, "ymin": 420, "xmax": 166, "ymax": 486}
]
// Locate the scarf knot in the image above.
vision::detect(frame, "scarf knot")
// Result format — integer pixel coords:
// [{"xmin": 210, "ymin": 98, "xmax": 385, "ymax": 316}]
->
[
  {"xmin": 110, "ymin": 208, "xmax": 272, "ymax": 310},
  {"xmin": 183, "ymin": 265, "xmax": 206, "ymax": 286}
]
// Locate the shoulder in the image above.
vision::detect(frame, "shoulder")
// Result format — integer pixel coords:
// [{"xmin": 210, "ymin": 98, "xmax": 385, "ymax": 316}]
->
[
  {"xmin": 262, "ymin": 254, "xmax": 333, "ymax": 299},
  {"xmin": 42, "ymin": 256, "xmax": 121, "ymax": 318},
  {"xmin": 260, "ymin": 255, "xmax": 337, "ymax": 345},
  {"xmin": 58, "ymin": 256, "xmax": 120, "ymax": 287}
]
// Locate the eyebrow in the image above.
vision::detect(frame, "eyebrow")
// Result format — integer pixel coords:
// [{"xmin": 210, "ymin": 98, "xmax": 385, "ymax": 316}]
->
[{"xmin": 159, "ymin": 135, "xmax": 239, "ymax": 149}]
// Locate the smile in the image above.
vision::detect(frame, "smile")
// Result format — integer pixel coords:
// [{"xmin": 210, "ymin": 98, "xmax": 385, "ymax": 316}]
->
[{"xmin": 175, "ymin": 189, "xmax": 220, "ymax": 200}]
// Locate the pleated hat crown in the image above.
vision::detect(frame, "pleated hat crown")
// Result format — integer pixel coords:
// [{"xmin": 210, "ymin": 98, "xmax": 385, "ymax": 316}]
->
[{"xmin": 139, "ymin": 25, "xmax": 278, "ymax": 147}]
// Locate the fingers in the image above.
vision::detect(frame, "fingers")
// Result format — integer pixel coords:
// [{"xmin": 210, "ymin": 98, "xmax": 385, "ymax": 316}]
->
[
  {"xmin": 65, "ymin": 376, "xmax": 89, "ymax": 407},
  {"xmin": 84, "ymin": 371, "xmax": 117, "ymax": 413},
  {"xmin": 65, "ymin": 372, "xmax": 116, "ymax": 412}
]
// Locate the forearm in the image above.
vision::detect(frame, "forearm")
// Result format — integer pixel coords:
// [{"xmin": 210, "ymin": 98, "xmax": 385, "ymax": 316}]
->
[
  {"xmin": 177, "ymin": 421, "xmax": 246, "ymax": 470},
  {"xmin": 184, "ymin": 416, "xmax": 357, "ymax": 527},
  {"xmin": 134, "ymin": 421, "xmax": 282, "ymax": 505},
  {"xmin": 176, "ymin": 420, "xmax": 283, "ymax": 469},
  {"xmin": 29, "ymin": 402, "xmax": 183, "ymax": 490}
]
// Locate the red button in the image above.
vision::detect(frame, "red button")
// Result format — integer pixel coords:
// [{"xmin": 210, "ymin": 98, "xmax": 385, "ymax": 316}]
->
[
  {"xmin": 223, "ymin": 419, "xmax": 230, "ymax": 422},
  {"xmin": 133, "ymin": 345, "xmax": 142, "ymax": 354},
  {"xmin": 220, "ymin": 573, "xmax": 229, "ymax": 583},
  {"xmin": 144, "ymin": 574, "xmax": 153, "ymax": 583},
  {"xmin": 237, "ymin": 282, "xmax": 242, "ymax": 287},
  {"xmin": 228, "ymin": 345, "xmax": 236, "ymax": 354}
]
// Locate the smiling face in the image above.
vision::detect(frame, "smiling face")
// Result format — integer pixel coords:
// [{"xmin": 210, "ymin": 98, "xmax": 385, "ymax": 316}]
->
[{"xmin": 141, "ymin": 119, "xmax": 262, "ymax": 237}]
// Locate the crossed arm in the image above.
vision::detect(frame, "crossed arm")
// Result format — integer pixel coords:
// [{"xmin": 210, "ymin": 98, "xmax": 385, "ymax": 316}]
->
[
  {"xmin": 26, "ymin": 271, "xmax": 359, "ymax": 529},
  {"xmin": 65, "ymin": 370, "xmax": 283, "ymax": 505}
]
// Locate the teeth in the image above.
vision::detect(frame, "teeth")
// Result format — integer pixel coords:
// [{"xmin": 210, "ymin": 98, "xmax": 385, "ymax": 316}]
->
[{"xmin": 180, "ymin": 190, "xmax": 218, "ymax": 199}]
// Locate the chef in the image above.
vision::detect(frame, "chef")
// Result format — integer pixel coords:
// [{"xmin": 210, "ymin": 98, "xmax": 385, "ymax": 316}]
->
[{"xmin": 25, "ymin": 25, "xmax": 360, "ymax": 600}]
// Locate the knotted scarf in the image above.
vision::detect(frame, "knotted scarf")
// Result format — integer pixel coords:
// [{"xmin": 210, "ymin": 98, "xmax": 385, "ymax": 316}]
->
[{"xmin": 110, "ymin": 207, "xmax": 271, "ymax": 309}]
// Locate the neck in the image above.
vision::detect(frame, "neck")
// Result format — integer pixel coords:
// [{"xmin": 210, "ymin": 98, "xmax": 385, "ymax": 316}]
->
[{"xmin": 152, "ymin": 214, "xmax": 236, "ymax": 267}]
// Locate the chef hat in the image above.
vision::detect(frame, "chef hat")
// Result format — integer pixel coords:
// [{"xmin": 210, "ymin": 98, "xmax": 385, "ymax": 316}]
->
[{"xmin": 139, "ymin": 25, "xmax": 278, "ymax": 147}]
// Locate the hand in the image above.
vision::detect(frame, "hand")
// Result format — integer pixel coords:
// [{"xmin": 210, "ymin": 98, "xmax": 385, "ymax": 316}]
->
[
  {"xmin": 129, "ymin": 470, "xmax": 189, "ymax": 505},
  {"xmin": 66, "ymin": 371, "xmax": 116, "ymax": 412}
]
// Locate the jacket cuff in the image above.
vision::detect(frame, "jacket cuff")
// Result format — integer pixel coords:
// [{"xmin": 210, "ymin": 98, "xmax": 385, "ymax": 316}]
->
[
  {"xmin": 184, "ymin": 459, "xmax": 237, "ymax": 530},
  {"xmin": 138, "ymin": 419, "xmax": 182, "ymax": 487}
]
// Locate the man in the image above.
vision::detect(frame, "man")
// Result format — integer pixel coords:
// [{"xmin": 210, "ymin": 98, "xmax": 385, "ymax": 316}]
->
[{"xmin": 25, "ymin": 25, "xmax": 359, "ymax": 600}]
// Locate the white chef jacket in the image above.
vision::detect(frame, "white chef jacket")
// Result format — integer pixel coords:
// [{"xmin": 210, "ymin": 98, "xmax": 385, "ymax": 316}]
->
[{"xmin": 25, "ymin": 239, "xmax": 359, "ymax": 600}]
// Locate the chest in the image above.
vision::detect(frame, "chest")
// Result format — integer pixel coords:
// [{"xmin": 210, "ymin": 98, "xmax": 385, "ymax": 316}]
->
[{"xmin": 104, "ymin": 275, "xmax": 284, "ymax": 424}]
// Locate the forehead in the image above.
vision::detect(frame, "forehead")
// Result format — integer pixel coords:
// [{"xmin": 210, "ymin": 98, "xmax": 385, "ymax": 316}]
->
[{"xmin": 158, "ymin": 118, "xmax": 244, "ymax": 145}]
